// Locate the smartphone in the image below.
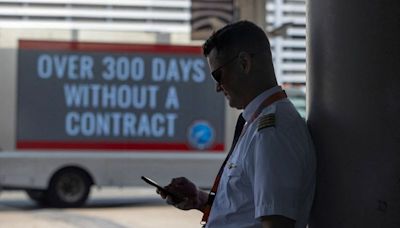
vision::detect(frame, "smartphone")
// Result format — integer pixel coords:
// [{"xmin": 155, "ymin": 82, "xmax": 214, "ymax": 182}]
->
[{"xmin": 141, "ymin": 176, "xmax": 183, "ymax": 201}]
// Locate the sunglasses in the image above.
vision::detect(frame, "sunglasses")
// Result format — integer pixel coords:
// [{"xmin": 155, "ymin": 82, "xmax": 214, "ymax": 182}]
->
[{"xmin": 211, "ymin": 54, "xmax": 239, "ymax": 84}]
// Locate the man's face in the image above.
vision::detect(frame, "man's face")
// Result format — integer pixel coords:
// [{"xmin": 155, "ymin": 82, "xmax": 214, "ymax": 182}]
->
[{"xmin": 207, "ymin": 48, "xmax": 245, "ymax": 109}]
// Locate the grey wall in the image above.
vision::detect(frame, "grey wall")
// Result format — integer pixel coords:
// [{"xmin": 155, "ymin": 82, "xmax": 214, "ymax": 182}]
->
[
  {"xmin": 307, "ymin": 0, "xmax": 400, "ymax": 227},
  {"xmin": 0, "ymin": 48, "xmax": 17, "ymax": 151}
]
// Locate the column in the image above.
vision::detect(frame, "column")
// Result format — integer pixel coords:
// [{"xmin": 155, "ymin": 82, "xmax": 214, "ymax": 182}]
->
[{"xmin": 307, "ymin": 0, "xmax": 400, "ymax": 227}]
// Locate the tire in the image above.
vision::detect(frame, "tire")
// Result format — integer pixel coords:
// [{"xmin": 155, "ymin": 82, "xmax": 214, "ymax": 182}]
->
[
  {"xmin": 26, "ymin": 189, "xmax": 47, "ymax": 205},
  {"xmin": 46, "ymin": 168, "xmax": 91, "ymax": 207}
]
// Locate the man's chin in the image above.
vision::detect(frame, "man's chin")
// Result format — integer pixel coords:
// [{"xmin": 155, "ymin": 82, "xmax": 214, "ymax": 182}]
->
[{"xmin": 228, "ymin": 100, "xmax": 244, "ymax": 110}]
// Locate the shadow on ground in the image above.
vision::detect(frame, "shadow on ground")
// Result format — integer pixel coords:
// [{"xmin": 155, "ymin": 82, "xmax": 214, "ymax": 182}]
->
[{"xmin": 0, "ymin": 196, "xmax": 166, "ymax": 212}]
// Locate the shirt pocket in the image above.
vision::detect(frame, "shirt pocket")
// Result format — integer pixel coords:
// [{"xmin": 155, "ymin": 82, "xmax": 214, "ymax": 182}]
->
[
  {"xmin": 224, "ymin": 164, "xmax": 250, "ymax": 207},
  {"xmin": 226, "ymin": 163, "xmax": 242, "ymax": 178}
]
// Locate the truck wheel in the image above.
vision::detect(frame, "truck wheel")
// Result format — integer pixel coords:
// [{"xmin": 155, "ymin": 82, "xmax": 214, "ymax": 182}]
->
[
  {"xmin": 26, "ymin": 189, "xmax": 47, "ymax": 205},
  {"xmin": 46, "ymin": 168, "xmax": 91, "ymax": 207}
]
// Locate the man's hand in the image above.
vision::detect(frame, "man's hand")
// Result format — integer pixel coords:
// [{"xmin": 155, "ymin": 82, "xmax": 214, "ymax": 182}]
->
[
  {"xmin": 261, "ymin": 215, "xmax": 295, "ymax": 228},
  {"xmin": 157, "ymin": 177, "xmax": 208, "ymax": 211}
]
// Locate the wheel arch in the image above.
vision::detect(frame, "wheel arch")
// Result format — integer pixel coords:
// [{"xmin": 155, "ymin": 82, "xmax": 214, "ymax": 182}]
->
[{"xmin": 48, "ymin": 165, "xmax": 95, "ymax": 187}]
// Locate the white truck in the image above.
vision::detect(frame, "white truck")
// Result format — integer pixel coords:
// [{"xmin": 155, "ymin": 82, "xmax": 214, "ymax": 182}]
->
[{"xmin": 0, "ymin": 39, "xmax": 237, "ymax": 207}]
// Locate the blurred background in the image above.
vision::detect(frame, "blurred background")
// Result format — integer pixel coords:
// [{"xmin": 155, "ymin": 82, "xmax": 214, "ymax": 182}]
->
[
  {"xmin": 0, "ymin": 0, "xmax": 306, "ymax": 109},
  {"xmin": 0, "ymin": 0, "xmax": 306, "ymax": 227}
]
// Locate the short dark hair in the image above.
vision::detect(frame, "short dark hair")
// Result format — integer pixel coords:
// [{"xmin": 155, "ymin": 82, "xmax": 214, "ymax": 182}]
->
[{"xmin": 202, "ymin": 20, "xmax": 271, "ymax": 58}]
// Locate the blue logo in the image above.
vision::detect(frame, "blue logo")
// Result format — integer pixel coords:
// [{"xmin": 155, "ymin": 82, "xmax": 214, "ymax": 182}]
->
[{"xmin": 187, "ymin": 121, "xmax": 215, "ymax": 150}]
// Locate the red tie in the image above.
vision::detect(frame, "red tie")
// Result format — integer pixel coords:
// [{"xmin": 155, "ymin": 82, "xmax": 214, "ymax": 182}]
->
[{"xmin": 201, "ymin": 90, "xmax": 287, "ymax": 227}]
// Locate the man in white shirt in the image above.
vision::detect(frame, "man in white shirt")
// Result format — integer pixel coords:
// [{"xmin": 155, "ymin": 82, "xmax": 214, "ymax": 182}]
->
[{"xmin": 158, "ymin": 20, "xmax": 316, "ymax": 228}]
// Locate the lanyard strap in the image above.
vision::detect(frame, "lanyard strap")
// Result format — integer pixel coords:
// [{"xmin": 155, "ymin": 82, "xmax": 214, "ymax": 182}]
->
[{"xmin": 201, "ymin": 90, "xmax": 287, "ymax": 226}]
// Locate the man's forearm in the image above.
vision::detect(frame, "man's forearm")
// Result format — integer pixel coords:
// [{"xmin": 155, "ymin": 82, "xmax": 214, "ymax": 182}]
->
[{"xmin": 196, "ymin": 190, "xmax": 209, "ymax": 212}]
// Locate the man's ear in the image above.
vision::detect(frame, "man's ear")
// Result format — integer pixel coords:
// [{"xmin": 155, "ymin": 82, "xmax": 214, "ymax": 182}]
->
[{"xmin": 238, "ymin": 52, "xmax": 252, "ymax": 74}]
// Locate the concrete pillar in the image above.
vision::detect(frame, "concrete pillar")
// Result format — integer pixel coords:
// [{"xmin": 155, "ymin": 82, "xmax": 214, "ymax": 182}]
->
[{"xmin": 307, "ymin": 0, "xmax": 400, "ymax": 227}]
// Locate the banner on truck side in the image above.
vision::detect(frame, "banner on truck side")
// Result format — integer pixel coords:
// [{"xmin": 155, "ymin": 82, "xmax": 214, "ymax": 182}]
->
[{"xmin": 16, "ymin": 40, "xmax": 225, "ymax": 152}]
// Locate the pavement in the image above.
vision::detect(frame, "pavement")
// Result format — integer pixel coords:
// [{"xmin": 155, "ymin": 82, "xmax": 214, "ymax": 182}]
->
[{"xmin": 0, "ymin": 187, "xmax": 203, "ymax": 228}]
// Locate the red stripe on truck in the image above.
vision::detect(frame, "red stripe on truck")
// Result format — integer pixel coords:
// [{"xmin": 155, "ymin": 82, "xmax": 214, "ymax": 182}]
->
[
  {"xmin": 16, "ymin": 141, "xmax": 225, "ymax": 152},
  {"xmin": 19, "ymin": 40, "xmax": 203, "ymax": 54}
]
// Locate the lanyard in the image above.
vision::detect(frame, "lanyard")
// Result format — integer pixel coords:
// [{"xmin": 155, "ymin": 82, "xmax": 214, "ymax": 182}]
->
[{"xmin": 201, "ymin": 90, "xmax": 287, "ymax": 227}]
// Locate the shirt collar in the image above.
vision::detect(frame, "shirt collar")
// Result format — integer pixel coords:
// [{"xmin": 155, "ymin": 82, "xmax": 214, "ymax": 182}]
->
[{"xmin": 242, "ymin": 85, "xmax": 283, "ymax": 122}]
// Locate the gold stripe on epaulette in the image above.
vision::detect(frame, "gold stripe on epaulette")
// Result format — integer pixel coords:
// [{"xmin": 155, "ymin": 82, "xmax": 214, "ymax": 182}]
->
[{"xmin": 258, "ymin": 114, "xmax": 275, "ymax": 131}]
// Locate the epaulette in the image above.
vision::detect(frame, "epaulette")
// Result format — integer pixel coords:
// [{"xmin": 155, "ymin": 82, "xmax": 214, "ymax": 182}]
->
[{"xmin": 257, "ymin": 114, "xmax": 275, "ymax": 131}]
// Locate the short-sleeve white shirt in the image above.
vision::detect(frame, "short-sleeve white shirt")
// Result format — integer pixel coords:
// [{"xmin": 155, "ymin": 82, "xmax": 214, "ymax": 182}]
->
[{"xmin": 206, "ymin": 86, "xmax": 316, "ymax": 228}]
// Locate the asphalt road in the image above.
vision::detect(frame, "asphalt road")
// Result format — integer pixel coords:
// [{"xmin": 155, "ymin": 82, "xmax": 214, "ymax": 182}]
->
[{"xmin": 0, "ymin": 187, "xmax": 203, "ymax": 228}]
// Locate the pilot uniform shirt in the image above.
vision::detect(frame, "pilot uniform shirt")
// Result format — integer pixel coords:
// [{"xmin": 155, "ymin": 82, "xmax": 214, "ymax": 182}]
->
[{"xmin": 206, "ymin": 86, "xmax": 316, "ymax": 228}]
